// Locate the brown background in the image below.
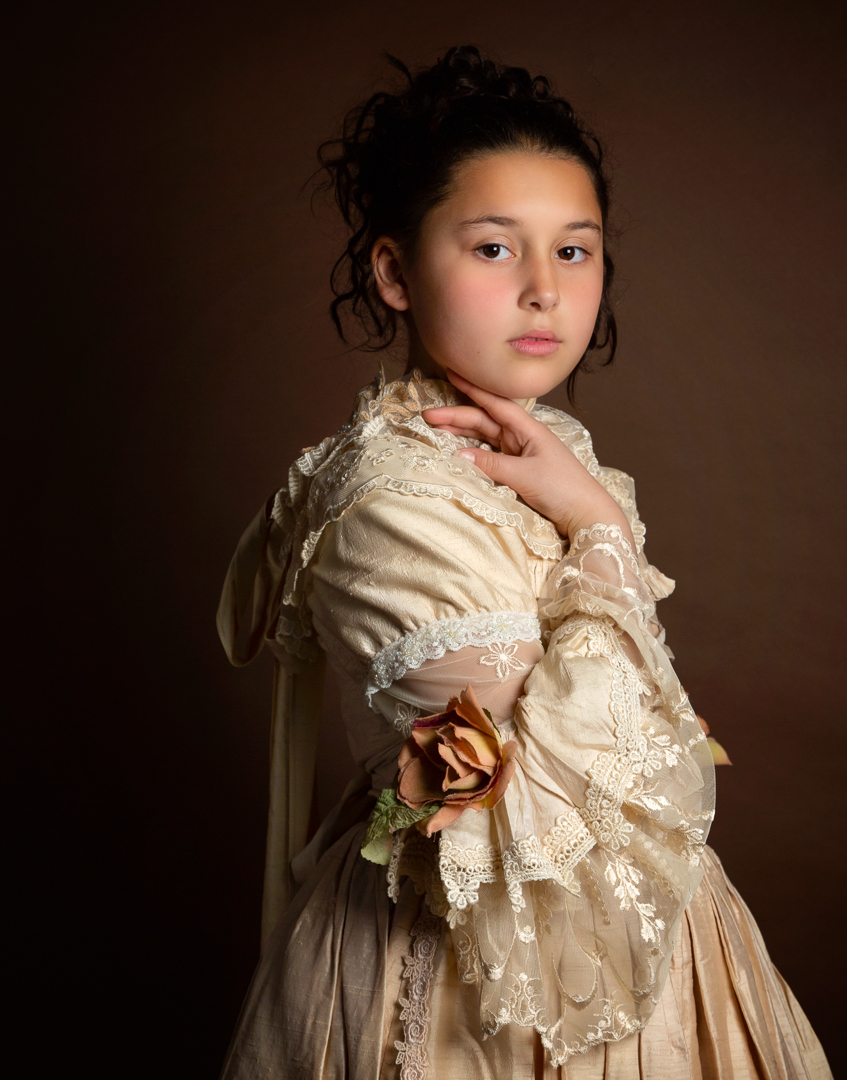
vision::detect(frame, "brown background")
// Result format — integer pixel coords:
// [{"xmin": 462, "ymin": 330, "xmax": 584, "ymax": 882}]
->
[{"xmin": 13, "ymin": 0, "xmax": 844, "ymax": 1075}]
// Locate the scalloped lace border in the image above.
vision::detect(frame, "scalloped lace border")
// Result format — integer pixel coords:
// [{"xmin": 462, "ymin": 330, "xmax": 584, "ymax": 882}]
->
[{"xmin": 366, "ymin": 610, "xmax": 541, "ymax": 706}]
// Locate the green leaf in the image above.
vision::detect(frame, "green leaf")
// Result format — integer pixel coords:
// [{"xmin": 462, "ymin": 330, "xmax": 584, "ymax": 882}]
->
[
  {"xmin": 360, "ymin": 832, "xmax": 394, "ymax": 865},
  {"xmin": 360, "ymin": 788, "xmax": 440, "ymax": 864}
]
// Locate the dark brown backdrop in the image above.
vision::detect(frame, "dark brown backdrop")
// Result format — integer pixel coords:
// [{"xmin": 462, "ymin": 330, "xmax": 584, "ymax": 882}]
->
[{"xmin": 13, "ymin": 1, "xmax": 844, "ymax": 1075}]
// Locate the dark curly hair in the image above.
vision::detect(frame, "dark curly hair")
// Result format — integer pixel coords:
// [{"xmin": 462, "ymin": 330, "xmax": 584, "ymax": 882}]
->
[{"xmin": 314, "ymin": 45, "xmax": 617, "ymax": 402}]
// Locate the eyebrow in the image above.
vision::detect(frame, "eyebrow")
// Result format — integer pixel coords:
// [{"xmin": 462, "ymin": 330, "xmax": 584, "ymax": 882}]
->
[{"xmin": 456, "ymin": 215, "xmax": 602, "ymax": 234}]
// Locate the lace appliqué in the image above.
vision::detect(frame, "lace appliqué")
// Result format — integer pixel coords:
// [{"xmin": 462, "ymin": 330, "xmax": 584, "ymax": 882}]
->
[
  {"xmin": 494, "ymin": 972, "xmax": 546, "ymax": 1028},
  {"xmin": 272, "ymin": 369, "xmax": 565, "ymax": 663},
  {"xmin": 386, "ymin": 828, "xmax": 448, "ymax": 914},
  {"xmin": 394, "ymin": 904, "xmax": 441, "ymax": 1080},
  {"xmin": 479, "ymin": 641, "xmax": 526, "ymax": 679},
  {"xmin": 392, "ymin": 702, "xmax": 423, "ymax": 736},
  {"xmin": 366, "ymin": 611, "xmax": 541, "ymax": 705}
]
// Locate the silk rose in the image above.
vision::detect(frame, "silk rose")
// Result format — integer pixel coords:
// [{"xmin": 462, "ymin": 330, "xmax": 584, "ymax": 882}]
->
[{"xmin": 396, "ymin": 685, "xmax": 518, "ymax": 836}]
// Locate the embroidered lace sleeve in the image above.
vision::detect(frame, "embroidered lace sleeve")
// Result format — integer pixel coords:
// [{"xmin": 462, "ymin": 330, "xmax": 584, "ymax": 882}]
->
[{"xmin": 407, "ymin": 521, "xmax": 715, "ymax": 1065}]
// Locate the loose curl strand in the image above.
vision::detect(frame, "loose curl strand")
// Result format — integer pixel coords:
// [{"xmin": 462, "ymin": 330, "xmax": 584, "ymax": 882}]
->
[{"xmin": 313, "ymin": 45, "xmax": 618, "ymax": 403}]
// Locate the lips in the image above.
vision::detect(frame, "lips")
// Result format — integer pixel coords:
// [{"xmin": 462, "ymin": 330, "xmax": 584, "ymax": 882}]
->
[
  {"xmin": 509, "ymin": 330, "xmax": 561, "ymax": 356},
  {"xmin": 511, "ymin": 330, "xmax": 561, "ymax": 343}
]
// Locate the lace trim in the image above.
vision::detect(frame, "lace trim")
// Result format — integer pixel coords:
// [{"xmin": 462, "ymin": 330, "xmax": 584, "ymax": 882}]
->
[
  {"xmin": 570, "ymin": 614, "xmax": 706, "ymax": 873},
  {"xmin": 366, "ymin": 610, "xmax": 541, "ymax": 705},
  {"xmin": 387, "ymin": 828, "xmax": 449, "ymax": 914},
  {"xmin": 438, "ymin": 810, "xmax": 595, "ymax": 925},
  {"xmin": 386, "ymin": 809, "xmax": 596, "ymax": 934},
  {"xmin": 569, "ymin": 522, "xmax": 638, "ymax": 566},
  {"xmin": 577, "ymin": 617, "xmax": 641, "ymax": 851},
  {"xmin": 542, "ymin": 996, "xmax": 646, "ymax": 1062},
  {"xmin": 289, "ymin": 476, "xmax": 563, "ymax": 593},
  {"xmin": 394, "ymin": 903, "xmax": 441, "ymax": 1080}
]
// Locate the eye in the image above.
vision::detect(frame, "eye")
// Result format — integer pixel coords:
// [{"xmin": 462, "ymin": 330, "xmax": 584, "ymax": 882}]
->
[
  {"xmin": 556, "ymin": 245, "xmax": 587, "ymax": 263},
  {"xmin": 476, "ymin": 243, "xmax": 513, "ymax": 261}
]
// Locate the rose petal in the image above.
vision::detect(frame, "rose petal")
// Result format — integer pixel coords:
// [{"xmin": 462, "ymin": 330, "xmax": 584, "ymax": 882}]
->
[
  {"xmin": 446, "ymin": 725, "xmax": 499, "ymax": 769},
  {"xmin": 397, "ymin": 756, "xmax": 445, "ymax": 806},
  {"xmin": 453, "ymin": 685, "xmax": 499, "ymax": 740},
  {"xmin": 411, "ymin": 725, "xmax": 451, "ymax": 768},
  {"xmin": 398, "ymin": 740, "xmax": 418, "ymax": 770},
  {"xmin": 422, "ymin": 802, "xmax": 465, "ymax": 835},
  {"xmin": 481, "ymin": 751, "xmax": 517, "ymax": 809},
  {"xmin": 437, "ymin": 742, "xmax": 476, "ymax": 778},
  {"xmin": 444, "ymin": 766, "xmax": 486, "ymax": 792},
  {"xmin": 413, "ymin": 708, "xmax": 462, "ymax": 730}
]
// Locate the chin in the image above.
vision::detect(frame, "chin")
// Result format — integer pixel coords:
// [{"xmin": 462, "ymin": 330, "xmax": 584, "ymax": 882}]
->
[{"xmin": 486, "ymin": 373, "xmax": 567, "ymax": 401}]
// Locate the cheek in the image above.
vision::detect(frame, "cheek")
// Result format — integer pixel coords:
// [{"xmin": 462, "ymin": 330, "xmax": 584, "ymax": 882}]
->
[
  {"xmin": 431, "ymin": 271, "xmax": 512, "ymax": 333},
  {"xmin": 570, "ymin": 271, "xmax": 604, "ymax": 329}
]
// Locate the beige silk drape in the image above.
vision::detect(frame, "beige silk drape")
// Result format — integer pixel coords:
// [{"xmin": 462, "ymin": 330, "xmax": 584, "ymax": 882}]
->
[{"xmin": 217, "ymin": 497, "xmax": 326, "ymax": 941}]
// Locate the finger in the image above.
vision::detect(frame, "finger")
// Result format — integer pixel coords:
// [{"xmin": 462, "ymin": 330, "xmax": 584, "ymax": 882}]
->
[
  {"xmin": 456, "ymin": 446, "xmax": 525, "ymax": 489},
  {"xmin": 422, "ymin": 405, "xmax": 502, "ymax": 443}
]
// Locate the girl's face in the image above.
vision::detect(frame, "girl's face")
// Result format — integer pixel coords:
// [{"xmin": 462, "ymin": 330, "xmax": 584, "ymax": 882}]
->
[{"xmin": 372, "ymin": 150, "xmax": 605, "ymax": 400}]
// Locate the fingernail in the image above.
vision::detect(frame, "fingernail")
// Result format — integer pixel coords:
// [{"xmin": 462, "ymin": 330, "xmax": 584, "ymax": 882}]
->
[{"xmin": 457, "ymin": 449, "xmax": 475, "ymax": 462}]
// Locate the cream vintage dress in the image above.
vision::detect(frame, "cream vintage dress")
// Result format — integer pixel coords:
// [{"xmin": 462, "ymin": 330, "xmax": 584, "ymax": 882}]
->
[{"xmin": 217, "ymin": 370, "xmax": 830, "ymax": 1079}]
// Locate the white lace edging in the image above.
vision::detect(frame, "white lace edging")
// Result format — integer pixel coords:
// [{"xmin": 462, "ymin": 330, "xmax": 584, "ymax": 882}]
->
[
  {"xmin": 438, "ymin": 809, "xmax": 596, "ymax": 921},
  {"xmin": 366, "ymin": 610, "xmax": 541, "ymax": 706}
]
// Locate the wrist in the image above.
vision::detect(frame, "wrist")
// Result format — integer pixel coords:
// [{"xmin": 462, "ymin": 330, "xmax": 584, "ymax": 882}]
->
[{"xmin": 564, "ymin": 505, "xmax": 635, "ymax": 550}]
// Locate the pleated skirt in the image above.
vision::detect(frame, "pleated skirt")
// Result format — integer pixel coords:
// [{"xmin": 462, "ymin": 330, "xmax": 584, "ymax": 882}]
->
[{"xmin": 221, "ymin": 831, "xmax": 831, "ymax": 1080}]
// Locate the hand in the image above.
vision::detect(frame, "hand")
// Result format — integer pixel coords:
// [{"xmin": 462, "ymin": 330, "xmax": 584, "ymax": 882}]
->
[{"xmin": 422, "ymin": 370, "xmax": 635, "ymax": 547}]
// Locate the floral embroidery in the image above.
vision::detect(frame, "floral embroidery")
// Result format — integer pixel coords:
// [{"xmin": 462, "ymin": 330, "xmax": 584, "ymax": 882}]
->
[
  {"xmin": 365, "ymin": 445, "xmax": 394, "ymax": 466},
  {"xmin": 432, "ymin": 810, "xmax": 594, "ymax": 928},
  {"xmin": 393, "ymin": 702, "xmax": 422, "ymax": 736},
  {"xmin": 491, "ymin": 971, "xmax": 547, "ymax": 1030},
  {"xmin": 546, "ymin": 996, "xmax": 643, "ymax": 1063},
  {"xmin": 269, "ymin": 369, "xmax": 574, "ymax": 660},
  {"xmin": 603, "ymin": 851, "xmax": 666, "ymax": 944},
  {"xmin": 260, "ymin": 370, "xmax": 714, "ymax": 1065},
  {"xmin": 479, "ymin": 641, "xmax": 525, "ymax": 679}
]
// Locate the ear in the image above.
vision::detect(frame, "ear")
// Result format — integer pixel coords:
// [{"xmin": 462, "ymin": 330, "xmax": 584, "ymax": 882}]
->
[{"xmin": 371, "ymin": 236, "xmax": 411, "ymax": 312}]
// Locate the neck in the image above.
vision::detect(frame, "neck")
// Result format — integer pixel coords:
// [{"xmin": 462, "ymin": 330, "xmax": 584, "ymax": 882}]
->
[{"xmin": 403, "ymin": 324, "xmax": 445, "ymax": 382}]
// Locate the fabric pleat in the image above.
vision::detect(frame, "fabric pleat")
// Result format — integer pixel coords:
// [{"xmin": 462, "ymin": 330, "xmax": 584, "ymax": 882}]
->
[
  {"xmin": 221, "ymin": 821, "xmax": 390, "ymax": 1080},
  {"xmin": 372, "ymin": 846, "xmax": 831, "ymax": 1080}
]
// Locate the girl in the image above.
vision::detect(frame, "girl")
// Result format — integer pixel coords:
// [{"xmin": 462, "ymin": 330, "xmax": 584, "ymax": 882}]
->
[{"xmin": 217, "ymin": 46, "xmax": 830, "ymax": 1078}]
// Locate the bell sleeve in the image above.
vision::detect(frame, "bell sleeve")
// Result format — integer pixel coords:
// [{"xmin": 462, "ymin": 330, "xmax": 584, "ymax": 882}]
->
[{"xmin": 307, "ymin": 489, "xmax": 714, "ymax": 1065}]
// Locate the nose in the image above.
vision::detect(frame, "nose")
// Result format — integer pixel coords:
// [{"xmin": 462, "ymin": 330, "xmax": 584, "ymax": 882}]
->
[{"xmin": 518, "ymin": 253, "xmax": 560, "ymax": 312}]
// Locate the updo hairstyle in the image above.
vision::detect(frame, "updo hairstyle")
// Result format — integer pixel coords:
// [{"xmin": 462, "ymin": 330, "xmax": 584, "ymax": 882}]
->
[{"xmin": 315, "ymin": 45, "xmax": 617, "ymax": 400}]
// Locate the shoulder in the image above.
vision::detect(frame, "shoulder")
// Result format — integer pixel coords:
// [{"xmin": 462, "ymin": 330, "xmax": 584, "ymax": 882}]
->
[
  {"xmin": 269, "ymin": 370, "xmax": 562, "ymax": 661},
  {"xmin": 281, "ymin": 370, "xmax": 563, "ymax": 577}
]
